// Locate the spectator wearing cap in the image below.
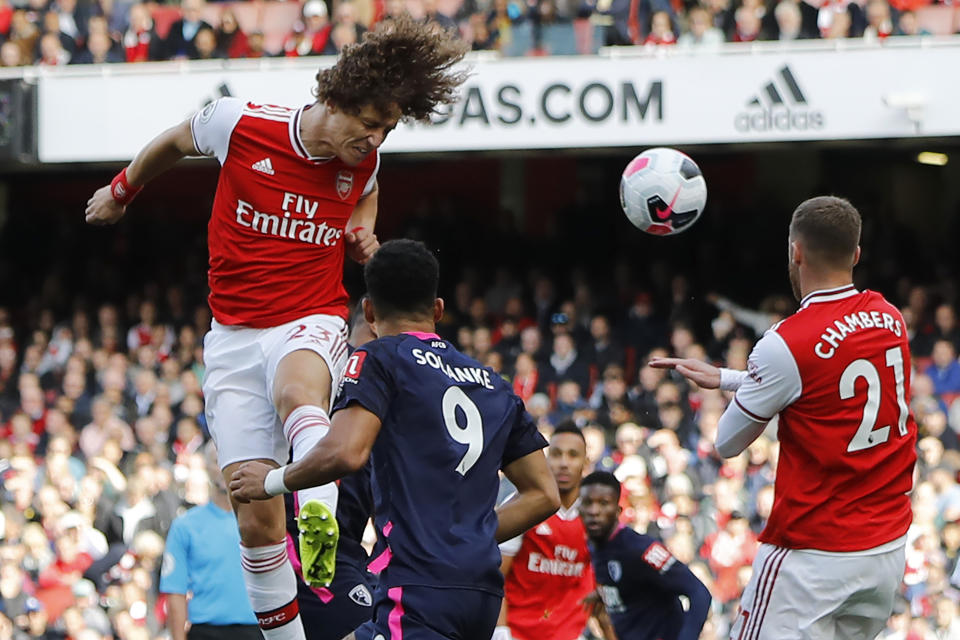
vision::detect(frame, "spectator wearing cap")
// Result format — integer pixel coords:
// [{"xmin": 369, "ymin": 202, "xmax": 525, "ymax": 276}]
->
[
  {"xmin": 71, "ymin": 579, "xmax": 111, "ymax": 637},
  {"xmin": 284, "ymin": 0, "xmax": 332, "ymax": 56},
  {"xmin": 160, "ymin": 442, "xmax": 260, "ymax": 640},
  {"xmin": 23, "ymin": 597, "xmax": 62, "ymax": 640}
]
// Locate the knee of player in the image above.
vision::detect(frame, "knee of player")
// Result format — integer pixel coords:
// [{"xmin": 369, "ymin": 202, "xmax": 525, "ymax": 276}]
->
[
  {"xmin": 236, "ymin": 508, "xmax": 286, "ymax": 546},
  {"xmin": 274, "ymin": 381, "xmax": 328, "ymax": 418}
]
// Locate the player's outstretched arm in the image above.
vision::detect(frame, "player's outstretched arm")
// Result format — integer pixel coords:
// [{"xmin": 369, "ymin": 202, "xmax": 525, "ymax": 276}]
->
[
  {"xmin": 85, "ymin": 119, "xmax": 199, "ymax": 226},
  {"xmin": 648, "ymin": 357, "xmax": 721, "ymax": 389},
  {"xmin": 496, "ymin": 451, "xmax": 560, "ymax": 543},
  {"xmin": 230, "ymin": 404, "xmax": 381, "ymax": 502}
]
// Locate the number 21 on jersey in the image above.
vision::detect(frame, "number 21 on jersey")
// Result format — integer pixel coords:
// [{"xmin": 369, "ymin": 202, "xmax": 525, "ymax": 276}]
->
[{"xmin": 840, "ymin": 345, "xmax": 910, "ymax": 453}]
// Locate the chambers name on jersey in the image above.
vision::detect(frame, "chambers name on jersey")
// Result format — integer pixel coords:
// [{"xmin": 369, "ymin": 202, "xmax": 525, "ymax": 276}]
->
[
  {"xmin": 191, "ymin": 98, "xmax": 380, "ymax": 328},
  {"xmin": 734, "ymin": 285, "xmax": 917, "ymax": 551}
]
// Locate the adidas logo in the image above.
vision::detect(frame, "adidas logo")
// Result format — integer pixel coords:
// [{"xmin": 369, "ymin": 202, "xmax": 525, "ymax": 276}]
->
[
  {"xmin": 535, "ymin": 522, "xmax": 553, "ymax": 536},
  {"xmin": 252, "ymin": 158, "xmax": 275, "ymax": 175},
  {"xmin": 735, "ymin": 65, "xmax": 825, "ymax": 133}
]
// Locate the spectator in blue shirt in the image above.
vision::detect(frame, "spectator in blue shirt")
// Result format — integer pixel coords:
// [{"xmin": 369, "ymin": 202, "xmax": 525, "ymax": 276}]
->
[
  {"xmin": 925, "ymin": 339, "xmax": 960, "ymax": 397},
  {"xmin": 160, "ymin": 442, "xmax": 262, "ymax": 640}
]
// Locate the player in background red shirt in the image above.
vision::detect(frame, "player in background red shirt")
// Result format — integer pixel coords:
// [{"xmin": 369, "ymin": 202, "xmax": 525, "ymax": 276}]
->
[
  {"xmin": 84, "ymin": 19, "xmax": 468, "ymax": 640},
  {"xmin": 651, "ymin": 196, "xmax": 917, "ymax": 639},
  {"xmin": 497, "ymin": 422, "xmax": 612, "ymax": 640}
]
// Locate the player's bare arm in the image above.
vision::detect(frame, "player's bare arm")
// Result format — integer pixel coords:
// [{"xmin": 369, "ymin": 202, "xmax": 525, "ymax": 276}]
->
[
  {"xmin": 85, "ymin": 119, "xmax": 199, "ymax": 226},
  {"xmin": 496, "ymin": 451, "xmax": 560, "ymax": 543},
  {"xmin": 230, "ymin": 404, "xmax": 381, "ymax": 502},
  {"xmin": 344, "ymin": 182, "xmax": 380, "ymax": 264},
  {"xmin": 648, "ymin": 357, "xmax": 721, "ymax": 389}
]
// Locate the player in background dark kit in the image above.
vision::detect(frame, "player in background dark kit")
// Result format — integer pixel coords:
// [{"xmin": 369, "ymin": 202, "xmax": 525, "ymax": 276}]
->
[
  {"xmin": 286, "ymin": 309, "xmax": 378, "ymax": 640},
  {"xmin": 230, "ymin": 239, "xmax": 560, "ymax": 640},
  {"xmin": 580, "ymin": 471, "xmax": 711, "ymax": 640}
]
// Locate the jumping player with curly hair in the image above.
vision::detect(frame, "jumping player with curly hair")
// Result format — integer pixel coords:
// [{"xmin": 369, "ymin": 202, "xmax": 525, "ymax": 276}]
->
[{"xmin": 85, "ymin": 17, "xmax": 468, "ymax": 640}]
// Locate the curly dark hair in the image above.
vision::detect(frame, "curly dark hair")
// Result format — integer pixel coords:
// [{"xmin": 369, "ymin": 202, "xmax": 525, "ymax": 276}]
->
[{"xmin": 315, "ymin": 17, "xmax": 469, "ymax": 122}]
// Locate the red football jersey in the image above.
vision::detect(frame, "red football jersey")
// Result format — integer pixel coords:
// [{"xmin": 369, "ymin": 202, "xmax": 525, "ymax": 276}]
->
[
  {"xmin": 191, "ymin": 98, "xmax": 379, "ymax": 328},
  {"xmin": 503, "ymin": 505, "xmax": 595, "ymax": 640},
  {"xmin": 734, "ymin": 285, "xmax": 917, "ymax": 551}
]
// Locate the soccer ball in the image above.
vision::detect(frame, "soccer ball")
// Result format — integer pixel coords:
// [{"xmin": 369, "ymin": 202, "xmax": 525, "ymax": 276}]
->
[{"xmin": 619, "ymin": 148, "xmax": 707, "ymax": 236}]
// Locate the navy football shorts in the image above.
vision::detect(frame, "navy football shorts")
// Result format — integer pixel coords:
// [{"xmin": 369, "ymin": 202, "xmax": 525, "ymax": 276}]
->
[{"xmin": 353, "ymin": 585, "xmax": 500, "ymax": 640}]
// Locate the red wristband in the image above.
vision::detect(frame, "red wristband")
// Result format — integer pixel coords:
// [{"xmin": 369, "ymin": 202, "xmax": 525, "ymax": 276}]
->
[{"xmin": 110, "ymin": 167, "xmax": 143, "ymax": 206}]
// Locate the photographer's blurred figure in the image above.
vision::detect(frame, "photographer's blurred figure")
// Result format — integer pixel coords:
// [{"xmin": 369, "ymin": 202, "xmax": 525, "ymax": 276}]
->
[{"xmin": 160, "ymin": 442, "xmax": 262, "ymax": 640}]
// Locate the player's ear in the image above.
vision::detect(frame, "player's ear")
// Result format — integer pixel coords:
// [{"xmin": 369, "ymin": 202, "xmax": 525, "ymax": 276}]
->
[
  {"xmin": 362, "ymin": 297, "xmax": 376, "ymax": 326},
  {"xmin": 433, "ymin": 298, "xmax": 444, "ymax": 323},
  {"xmin": 852, "ymin": 245, "xmax": 861, "ymax": 267},
  {"xmin": 790, "ymin": 240, "xmax": 802, "ymax": 266}
]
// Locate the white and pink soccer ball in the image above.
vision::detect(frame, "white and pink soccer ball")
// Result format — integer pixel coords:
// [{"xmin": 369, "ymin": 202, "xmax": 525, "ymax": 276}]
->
[{"xmin": 619, "ymin": 147, "xmax": 708, "ymax": 236}]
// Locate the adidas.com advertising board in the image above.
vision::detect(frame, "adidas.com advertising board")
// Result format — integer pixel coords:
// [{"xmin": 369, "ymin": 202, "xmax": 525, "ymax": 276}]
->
[{"xmin": 35, "ymin": 43, "xmax": 960, "ymax": 162}]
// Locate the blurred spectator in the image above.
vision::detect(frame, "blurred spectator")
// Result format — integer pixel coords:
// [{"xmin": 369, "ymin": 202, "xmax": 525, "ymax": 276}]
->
[
  {"xmin": 895, "ymin": 9, "xmax": 930, "ymax": 35},
  {"xmin": 821, "ymin": 6, "xmax": 853, "ymax": 38},
  {"xmin": 215, "ymin": 8, "xmax": 249, "ymax": 58},
  {"xmin": 162, "ymin": 0, "xmax": 213, "ymax": 60},
  {"xmin": 71, "ymin": 30, "xmax": 125, "ymax": 63},
  {"xmin": 382, "ymin": 0, "xmax": 410, "ymax": 21},
  {"xmin": 772, "ymin": 0, "xmax": 810, "ymax": 40},
  {"xmin": 933, "ymin": 304, "xmax": 960, "ymax": 354},
  {"xmin": 36, "ymin": 32, "xmax": 70, "ymax": 65},
  {"xmin": 39, "ymin": 11, "xmax": 77, "ymax": 57},
  {"xmin": 190, "ymin": 25, "xmax": 223, "ymax": 59},
  {"xmin": 732, "ymin": 5, "xmax": 762, "ymax": 41},
  {"xmin": 926, "ymin": 339, "xmax": 960, "ymax": 398},
  {"xmin": 863, "ymin": 0, "xmax": 894, "ymax": 39},
  {"xmin": 677, "ymin": 5, "xmax": 724, "ymax": 48},
  {"xmin": 468, "ymin": 11, "xmax": 497, "ymax": 49},
  {"xmin": 413, "ymin": 0, "xmax": 459, "ymax": 33},
  {"xmin": 325, "ymin": 19, "xmax": 359, "ymax": 53},
  {"xmin": 545, "ymin": 333, "xmax": 591, "ymax": 392},
  {"xmin": 0, "ymin": 40, "xmax": 21, "ymax": 65},
  {"xmin": 51, "ymin": 0, "xmax": 83, "ymax": 44},
  {"xmin": 283, "ymin": 0, "xmax": 331, "ymax": 57},
  {"xmin": 331, "ymin": 0, "xmax": 367, "ymax": 43},
  {"xmin": 245, "ymin": 30, "xmax": 268, "ymax": 57},
  {"xmin": 644, "ymin": 10, "xmax": 676, "ymax": 44},
  {"xmin": 583, "ymin": 315, "xmax": 625, "ymax": 374}
]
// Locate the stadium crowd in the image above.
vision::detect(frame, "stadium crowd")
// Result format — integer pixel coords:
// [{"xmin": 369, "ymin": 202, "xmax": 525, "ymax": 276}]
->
[
  {"xmin": 2, "ymin": 232, "xmax": 960, "ymax": 638},
  {"xmin": 0, "ymin": 0, "xmax": 951, "ymax": 67}
]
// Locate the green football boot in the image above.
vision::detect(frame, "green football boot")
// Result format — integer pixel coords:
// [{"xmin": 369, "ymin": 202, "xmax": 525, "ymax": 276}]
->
[{"xmin": 297, "ymin": 499, "xmax": 339, "ymax": 588}]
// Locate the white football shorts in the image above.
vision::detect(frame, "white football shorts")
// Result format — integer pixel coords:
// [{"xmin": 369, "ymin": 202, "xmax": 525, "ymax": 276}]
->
[
  {"xmin": 202, "ymin": 313, "xmax": 350, "ymax": 468},
  {"xmin": 730, "ymin": 538, "xmax": 906, "ymax": 640}
]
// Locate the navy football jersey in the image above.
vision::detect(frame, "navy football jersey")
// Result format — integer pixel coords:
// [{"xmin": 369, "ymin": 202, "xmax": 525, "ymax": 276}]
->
[
  {"xmin": 332, "ymin": 332, "xmax": 547, "ymax": 596},
  {"xmin": 590, "ymin": 526, "xmax": 711, "ymax": 640}
]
